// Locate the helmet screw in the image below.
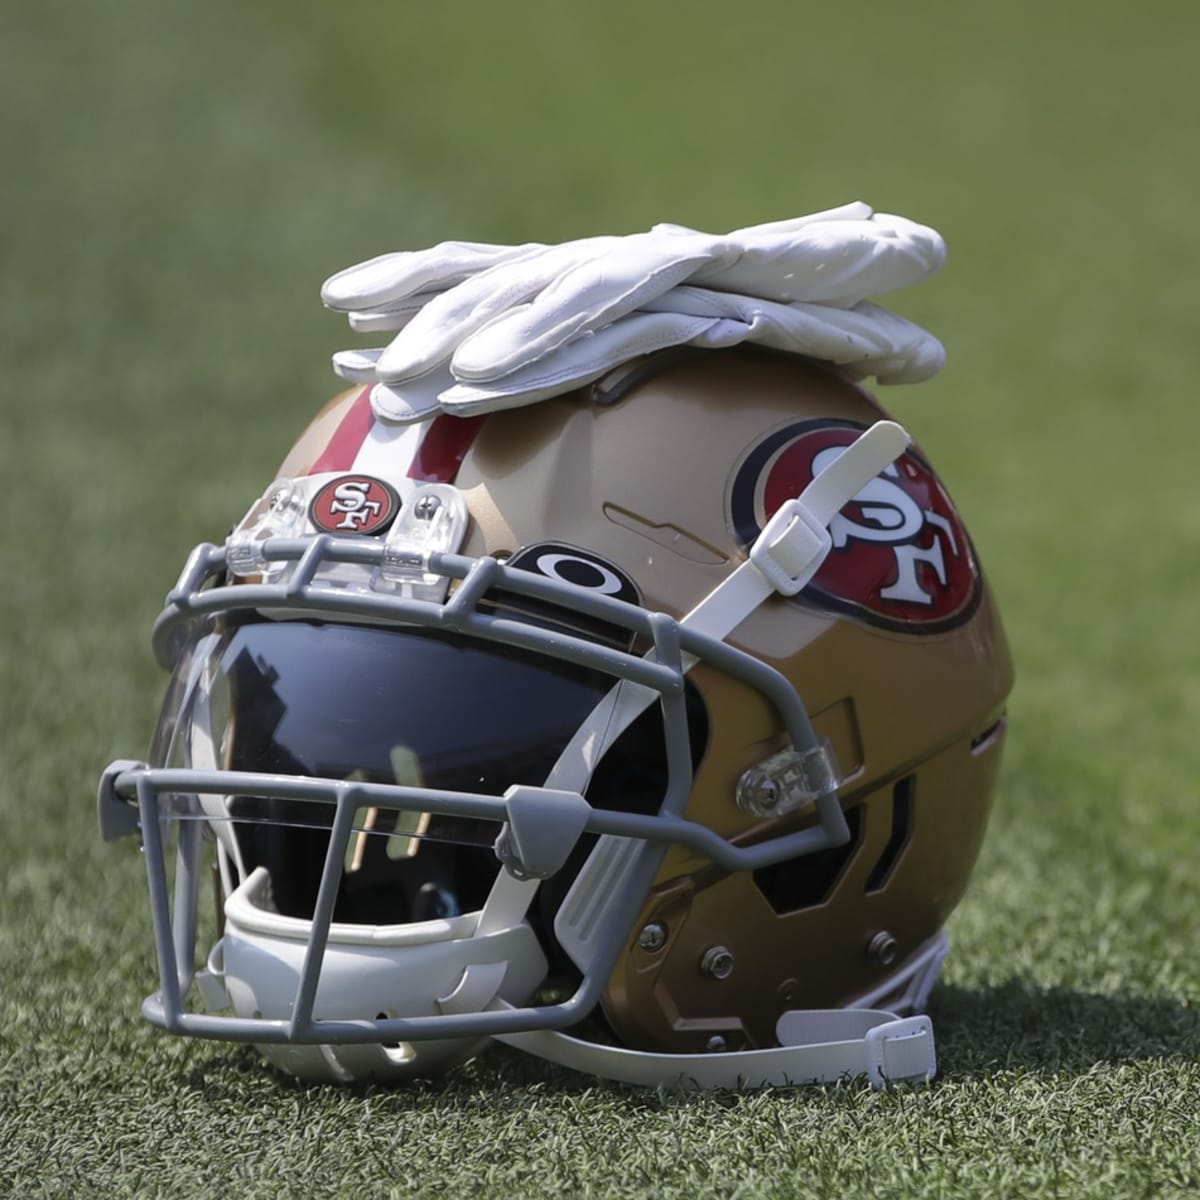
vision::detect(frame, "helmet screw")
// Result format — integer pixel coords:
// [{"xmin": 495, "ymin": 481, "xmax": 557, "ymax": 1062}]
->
[
  {"xmin": 755, "ymin": 777, "xmax": 780, "ymax": 811},
  {"xmin": 700, "ymin": 946, "xmax": 735, "ymax": 980},
  {"xmin": 867, "ymin": 931, "xmax": 899, "ymax": 966},
  {"xmin": 413, "ymin": 494, "xmax": 441, "ymax": 520},
  {"xmin": 704, "ymin": 1035, "xmax": 727, "ymax": 1053},
  {"xmin": 637, "ymin": 921, "xmax": 668, "ymax": 952}
]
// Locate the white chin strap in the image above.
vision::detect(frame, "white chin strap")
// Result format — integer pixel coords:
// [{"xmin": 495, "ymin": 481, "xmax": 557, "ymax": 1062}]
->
[
  {"xmin": 501, "ymin": 1011, "xmax": 935, "ymax": 1090},
  {"xmin": 490, "ymin": 931, "xmax": 947, "ymax": 1090}
]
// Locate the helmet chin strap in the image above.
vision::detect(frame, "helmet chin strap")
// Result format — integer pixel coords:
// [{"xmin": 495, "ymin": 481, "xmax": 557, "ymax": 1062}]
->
[
  {"xmin": 454, "ymin": 933, "xmax": 947, "ymax": 1089},
  {"xmin": 496, "ymin": 1008, "xmax": 937, "ymax": 1089}
]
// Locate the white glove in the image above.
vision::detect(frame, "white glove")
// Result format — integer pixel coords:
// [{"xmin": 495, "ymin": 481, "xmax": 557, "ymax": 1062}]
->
[{"xmin": 322, "ymin": 203, "xmax": 947, "ymax": 423}]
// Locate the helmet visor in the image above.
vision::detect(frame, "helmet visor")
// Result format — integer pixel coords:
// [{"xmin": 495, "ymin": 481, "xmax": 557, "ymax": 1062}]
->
[{"xmin": 150, "ymin": 614, "xmax": 620, "ymax": 923}]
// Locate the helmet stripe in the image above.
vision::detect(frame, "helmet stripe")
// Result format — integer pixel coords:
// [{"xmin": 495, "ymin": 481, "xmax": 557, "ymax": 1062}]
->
[
  {"xmin": 407, "ymin": 414, "xmax": 487, "ymax": 483},
  {"xmin": 309, "ymin": 386, "xmax": 375, "ymax": 474}
]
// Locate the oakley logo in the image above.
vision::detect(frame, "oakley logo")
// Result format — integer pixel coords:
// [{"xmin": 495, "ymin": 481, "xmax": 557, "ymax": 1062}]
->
[
  {"xmin": 508, "ymin": 543, "xmax": 641, "ymax": 607},
  {"xmin": 527, "ymin": 551, "xmax": 626, "ymax": 595}
]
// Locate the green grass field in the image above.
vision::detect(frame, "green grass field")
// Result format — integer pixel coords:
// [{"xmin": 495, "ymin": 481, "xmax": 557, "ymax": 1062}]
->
[{"xmin": 3, "ymin": 1, "xmax": 1198, "ymax": 1195}]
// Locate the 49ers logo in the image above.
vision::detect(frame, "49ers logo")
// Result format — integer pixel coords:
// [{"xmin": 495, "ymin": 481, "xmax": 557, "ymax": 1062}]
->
[
  {"xmin": 309, "ymin": 475, "xmax": 400, "ymax": 536},
  {"xmin": 730, "ymin": 420, "xmax": 981, "ymax": 633}
]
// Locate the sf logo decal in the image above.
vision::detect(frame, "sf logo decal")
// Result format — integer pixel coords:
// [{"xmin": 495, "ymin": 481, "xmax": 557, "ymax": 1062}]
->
[
  {"xmin": 309, "ymin": 475, "xmax": 400, "ymax": 536},
  {"xmin": 810, "ymin": 448, "xmax": 963, "ymax": 608},
  {"xmin": 730, "ymin": 420, "xmax": 981, "ymax": 633}
]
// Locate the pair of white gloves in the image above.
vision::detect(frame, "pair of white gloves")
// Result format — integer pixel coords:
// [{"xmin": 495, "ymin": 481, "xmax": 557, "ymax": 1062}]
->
[{"xmin": 322, "ymin": 202, "xmax": 946, "ymax": 423}]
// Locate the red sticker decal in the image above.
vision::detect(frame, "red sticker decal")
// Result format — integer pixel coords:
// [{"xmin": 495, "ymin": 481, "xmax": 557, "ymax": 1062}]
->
[
  {"xmin": 309, "ymin": 475, "xmax": 400, "ymax": 536},
  {"xmin": 730, "ymin": 420, "xmax": 981, "ymax": 633}
]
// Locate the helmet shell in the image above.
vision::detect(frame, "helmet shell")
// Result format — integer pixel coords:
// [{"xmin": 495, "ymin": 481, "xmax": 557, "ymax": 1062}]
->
[{"xmin": 270, "ymin": 347, "xmax": 1011, "ymax": 1057}]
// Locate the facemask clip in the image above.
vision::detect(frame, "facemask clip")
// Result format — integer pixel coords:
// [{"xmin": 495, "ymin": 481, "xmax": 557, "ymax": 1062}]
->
[
  {"xmin": 226, "ymin": 478, "xmax": 308, "ymax": 580},
  {"xmin": 493, "ymin": 785, "xmax": 592, "ymax": 880},
  {"xmin": 373, "ymin": 484, "xmax": 469, "ymax": 602},
  {"xmin": 736, "ymin": 739, "xmax": 842, "ymax": 818}
]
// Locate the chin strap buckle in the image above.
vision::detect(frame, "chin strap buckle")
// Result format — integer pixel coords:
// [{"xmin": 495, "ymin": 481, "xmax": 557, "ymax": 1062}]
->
[
  {"xmin": 748, "ymin": 498, "xmax": 831, "ymax": 596},
  {"xmin": 863, "ymin": 1015, "xmax": 936, "ymax": 1087}
]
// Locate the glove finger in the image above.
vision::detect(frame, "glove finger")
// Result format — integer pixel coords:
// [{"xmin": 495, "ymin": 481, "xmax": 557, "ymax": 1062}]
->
[
  {"xmin": 640, "ymin": 292, "xmax": 877, "ymax": 360},
  {"xmin": 348, "ymin": 312, "xmax": 414, "ymax": 334},
  {"xmin": 347, "ymin": 295, "xmax": 437, "ymax": 333},
  {"xmin": 375, "ymin": 237, "xmax": 621, "ymax": 382},
  {"xmin": 725, "ymin": 201, "xmax": 874, "ymax": 238},
  {"xmin": 442, "ymin": 310, "xmax": 718, "ymax": 414},
  {"xmin": 696, "ymin": 214, "xmax": 945, "ymax": 305},
  {"xmin": 639, "ymin": 284, "xmax": 756, "ymax": 320},
  {"xmin": 321, "ymin": 241, "xmax": 541, "ymax": 312},
  {"xmin": 649, "ymin": 203, "xmax": 874, "ymax": 242},
  {"xmin": 723, "ymin": 298, "xmax": 945, "ymax": 383},
  {"xmin": 844, "ymin": 302, "xmax": 946, "ymax": 383},
  {"xmin": 331, "ymin": 347, "xmax": 384, "ymax": 383},
  {"xmin": 450, "ymin": 230, "xmax": 733, "ymax": 381},
  {"xmin": 369, "ymin": 369, "xmax": 454, "ymax": 424}
]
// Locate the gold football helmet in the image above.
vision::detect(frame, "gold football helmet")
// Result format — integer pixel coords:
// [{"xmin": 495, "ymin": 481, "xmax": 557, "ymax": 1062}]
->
[{"xmin": 100, "ymin": 348, "xmax": 1011, "ymax": 1088}]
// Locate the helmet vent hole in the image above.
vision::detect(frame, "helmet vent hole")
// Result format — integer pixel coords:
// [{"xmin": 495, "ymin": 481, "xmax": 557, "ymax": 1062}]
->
[
  {"xmin": 865, "ymin": 775, "xmax": 915, "ymax": 894},
  {"xmin": 970, "ymin": 713, "xmax": 1007, "ymax": 756},
  {"xmin": 376, "ymin": 1012, "xmax": 414, "ymax": 1061},
  {"xmin": 751, "ymin": 805, "xmax": 864, "ymax": 914}
]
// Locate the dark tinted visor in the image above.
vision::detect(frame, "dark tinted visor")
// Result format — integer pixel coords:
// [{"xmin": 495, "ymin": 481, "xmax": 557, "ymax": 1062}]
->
[
  {"xmin": 153, "ymin": 616, "xmax": 613, "ymax": 789},
  {"xmin": 151, "ymin": 615, "xmax": 700, "ymax": 924}
]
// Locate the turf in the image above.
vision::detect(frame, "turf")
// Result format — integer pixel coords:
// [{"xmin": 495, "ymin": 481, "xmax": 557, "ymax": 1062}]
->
[{"xmin": 2, "ymin": 1, "xmax": 1198, "ymax": 1196}]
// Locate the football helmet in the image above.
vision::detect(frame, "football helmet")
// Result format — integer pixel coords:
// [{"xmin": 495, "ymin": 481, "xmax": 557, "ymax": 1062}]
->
[{"xmin": 99, "ymin": 347, "xmax": 1012, "ymax": 1088}]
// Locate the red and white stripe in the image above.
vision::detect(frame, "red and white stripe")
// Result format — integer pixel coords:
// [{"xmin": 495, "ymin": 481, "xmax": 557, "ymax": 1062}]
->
[{"xmin": 304, "ymin": 387, "xmax": 486, "ymax": 503}]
